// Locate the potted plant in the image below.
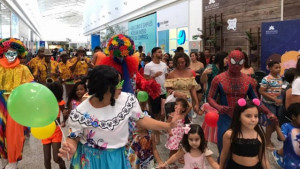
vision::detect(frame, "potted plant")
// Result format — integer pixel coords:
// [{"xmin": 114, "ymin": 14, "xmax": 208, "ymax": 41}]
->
[
  {"xmin": 245, "ymin": 31, "xmax": 257, "ymax": 50},
  {"xmin": 210, "ymin": 21, "xmax": 223, "ymax": 30}
]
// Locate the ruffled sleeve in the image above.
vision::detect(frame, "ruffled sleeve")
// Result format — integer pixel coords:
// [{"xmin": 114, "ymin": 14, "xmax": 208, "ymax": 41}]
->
[
  {"xmin": 68, "ymin": 109, "xmax": 84, "ymax": 138},
  {"xmin": 164, "ymin": 79, "xmax": 175, "ymax": 88}
]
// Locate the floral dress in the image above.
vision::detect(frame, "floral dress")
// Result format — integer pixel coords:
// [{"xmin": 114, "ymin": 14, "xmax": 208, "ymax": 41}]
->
[
  {"xmin": 128, "ymin": 131, "xmax": 154, "ymax": 169},
  {"xmin": 165, "ymin": 119, "xmax": 185, "ymax": 150}
]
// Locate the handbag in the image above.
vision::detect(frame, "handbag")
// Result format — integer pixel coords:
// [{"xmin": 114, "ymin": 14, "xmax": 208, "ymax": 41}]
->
[{"xmin": 165, "ymin": 92, "xmax": 176, "ymax": 117}]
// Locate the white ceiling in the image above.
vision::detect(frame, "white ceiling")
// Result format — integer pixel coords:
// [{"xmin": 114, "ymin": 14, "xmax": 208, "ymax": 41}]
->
[{"xmin": 16, "ymin": 0, "xmax": 87, "ymax": 42}]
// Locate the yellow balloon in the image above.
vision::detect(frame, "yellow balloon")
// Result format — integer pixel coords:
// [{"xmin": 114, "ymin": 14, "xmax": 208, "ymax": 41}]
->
[{"xmin": 31, "ymin": 122, "xmax": 56, "ymax": 139}]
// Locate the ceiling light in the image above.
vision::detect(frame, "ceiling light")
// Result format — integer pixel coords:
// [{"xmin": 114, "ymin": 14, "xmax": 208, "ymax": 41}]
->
[
  {"xmin": 124, "ymin": 1, "xmax": 127, "ymax": 5},
  {"xmin": 115, "ymin": 7, "xmax": 118, "ymax": 10}
]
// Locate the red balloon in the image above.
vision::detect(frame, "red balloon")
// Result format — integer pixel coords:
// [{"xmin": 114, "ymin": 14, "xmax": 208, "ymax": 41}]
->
[{"xmin": 204, "ymin": 111, "xmax": 219, "ymax": 127}]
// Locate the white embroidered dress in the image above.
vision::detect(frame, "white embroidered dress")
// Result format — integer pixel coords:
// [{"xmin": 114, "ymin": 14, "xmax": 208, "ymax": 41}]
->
[{"xmin": 68, "ymin": 92, "xmax": 144, "ymax": 149}]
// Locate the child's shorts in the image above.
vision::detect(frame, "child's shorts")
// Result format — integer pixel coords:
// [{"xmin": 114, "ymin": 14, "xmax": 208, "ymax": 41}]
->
[
  {"xmin": 42, "ymin": 126, "xmax": 62, "ymax": 144},
  {"xmin": 260, "ymin": 102, "xmax": 281, "ymax": 126}
]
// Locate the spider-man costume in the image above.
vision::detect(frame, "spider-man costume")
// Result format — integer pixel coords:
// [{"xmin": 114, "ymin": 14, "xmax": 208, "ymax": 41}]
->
[{"xmin": 207, "ymin": 50, "xmax": 277, "ymax": 153}]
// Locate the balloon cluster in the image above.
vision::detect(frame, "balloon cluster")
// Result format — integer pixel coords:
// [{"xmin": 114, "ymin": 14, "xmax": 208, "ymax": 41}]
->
[{"xmin": 7, "ymin": 83, "xmax": 59, "ymax": 139}]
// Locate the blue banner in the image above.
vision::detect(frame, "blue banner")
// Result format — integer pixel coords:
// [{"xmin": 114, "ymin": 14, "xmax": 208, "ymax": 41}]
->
[
  {"xmin": 91, "ymin": 34, "xmax": 100, "ymax": 51},
  {"xmin": 261, "ymin": 19, "xmax": 300, "ymax": 75},
  {"xmin": 128, "ymin": 13, "xmax": 157, "ymax": 54},
  {"xmin": 39, "ymin": 41, "xmax": 45, "ymax": 47},
  {"xmin": 158, "ymin": 30, "xmax": 169, "ymax": 53}
]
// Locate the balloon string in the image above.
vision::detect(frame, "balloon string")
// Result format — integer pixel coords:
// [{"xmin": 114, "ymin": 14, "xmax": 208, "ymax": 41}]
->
[{"xmin": 55, "ymin": 120, "xmax": 70, "ymax": 161}]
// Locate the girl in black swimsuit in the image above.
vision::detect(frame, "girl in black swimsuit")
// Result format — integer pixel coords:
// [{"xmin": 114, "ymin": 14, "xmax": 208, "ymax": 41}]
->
[{"xmin": 220, "ymin": 98, "xmax": 270, "ymax": 169}]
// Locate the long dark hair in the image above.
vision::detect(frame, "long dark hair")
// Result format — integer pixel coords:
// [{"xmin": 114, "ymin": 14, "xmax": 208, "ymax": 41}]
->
[
  {"xmin": 213, "ymin": 51, "xmax": 228, "ymax": 73},
  {"xmin": 87, "ymin": 65, "xmax": 119, "ymax": 106},
  {"xmin": 243, "ymin": 52, "xmax": 251, "ymax": 69},
  {"xmin": 67, "ymin": 80, "xmax": 87, "ymax": 108},
  {"xmin": 181, "ymin": 124, "xmax": 206, "ymax": 153},
  {"xmin": 230, "ymin": 100, "xmax": 266, "ymax": 162},
  {"xmin": 198, "ymin": 52, "xmax": 207, "ymax": 67},
  {"xmin": 46, "ymin": 82, "xmax": 63, "ymax": 102}
]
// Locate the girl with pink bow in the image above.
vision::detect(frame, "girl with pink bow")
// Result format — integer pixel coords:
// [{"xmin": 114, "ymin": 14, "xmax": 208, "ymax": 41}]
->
[
  {"xmin": 159, "ymin": 124, "xmax": 219, "ymax": 169},
  {"xmin": 165, "ymin": 98, "xmax": 191, "ymax": 167}
]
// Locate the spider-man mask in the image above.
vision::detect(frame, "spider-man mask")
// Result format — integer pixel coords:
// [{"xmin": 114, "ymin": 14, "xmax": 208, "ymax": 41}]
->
[{"xmin": 228, "ymin": 50, "xmax": 245, "ymax": 74}]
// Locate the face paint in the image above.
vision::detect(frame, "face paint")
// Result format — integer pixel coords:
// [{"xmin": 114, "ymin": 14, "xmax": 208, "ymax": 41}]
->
[
  {"xmin": 5, "ymin": 50, "xmax": 18, "ymax": 63},
  {"xmin": 228, "ymin": 50, "xmax": 244, "ymax": 74}
]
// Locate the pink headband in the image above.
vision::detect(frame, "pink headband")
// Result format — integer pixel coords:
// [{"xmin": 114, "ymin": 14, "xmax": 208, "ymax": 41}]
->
[{"xmin": 237, "ymin": 98, "xmax": 261, "ymax": 107}]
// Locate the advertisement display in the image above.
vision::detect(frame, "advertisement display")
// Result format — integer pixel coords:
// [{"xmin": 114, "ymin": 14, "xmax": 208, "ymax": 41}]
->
[
  {"xmin": 261, "ymin": 19, "xmax": 300, "ymax": 75},
  {"xmin": 128, "ymin": 13, "xmax": 157, "ymax": 54},
  {"xmin": 157, "ymin": 1, "xmax": 189, "ymax": 54},
  {"xmin": 158, "ymin": 30, "xmax": 169, "ymax": 54}
]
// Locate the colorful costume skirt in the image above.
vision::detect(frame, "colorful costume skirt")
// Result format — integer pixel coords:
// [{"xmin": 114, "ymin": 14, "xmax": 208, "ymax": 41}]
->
[{"xmin": 70, "ymin": 142, "xmax": 131, "ymax": 169}]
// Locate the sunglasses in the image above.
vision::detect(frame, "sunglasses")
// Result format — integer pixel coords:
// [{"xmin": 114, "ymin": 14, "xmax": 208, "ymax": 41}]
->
[{"xmin": 116, "ymin": 80, "xmax": 124, "ymax": 89}]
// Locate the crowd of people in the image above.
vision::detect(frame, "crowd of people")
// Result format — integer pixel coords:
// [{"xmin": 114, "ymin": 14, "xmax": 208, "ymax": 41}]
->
[{"xmin": 0, "ymin": 36, "xmax": 299, "ymax": 169}]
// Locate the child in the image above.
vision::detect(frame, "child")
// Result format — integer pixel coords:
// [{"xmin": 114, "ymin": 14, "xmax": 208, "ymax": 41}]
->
[
  {"xmin": 159, "ymin": 124, "xmax": 219, "ymax": 169},
  {"xmin": 64, "ymin": 81, "xmax": 87, "ymax": 126},
  {"xmin": 167, "ymin": 60, "xmax": 174, "ymax": 73},
  {"xmin": 275, "ymin": 103, "xmax": 300, "ymax": 169},
  {"xmin": 128, "ymin": 111, "xmax": 164, "ymax": 169},
  {"xmin": 44, "ymin": 82, "xmax": 66, "ymax": 169},
  {"xmin": 165, "ymin": 98, "xmax": 191, "ymax": 160},
  {"xmin": 259, "ymin": 60, "xmax": 282, "ymax": 150},
  {"xmin": 220, "ymin": 98, "xmax": 270, "ymax": 169}
]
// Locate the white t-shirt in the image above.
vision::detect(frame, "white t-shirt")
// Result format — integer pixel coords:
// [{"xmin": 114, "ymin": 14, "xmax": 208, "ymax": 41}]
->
[
  {"xmin": 68, "ymin": 92, "xmax": 144, "ymax": 149},
  {"xmin": 144, "ymin": 61, "xmax": 167, "ymax": 94},
  {"xmin": 292, "ymin": 77, "xmax": 300, "ymax": 95}
]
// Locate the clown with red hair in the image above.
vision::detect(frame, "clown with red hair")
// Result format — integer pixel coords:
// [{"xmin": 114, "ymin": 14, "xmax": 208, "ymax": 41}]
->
[
  {"xmin": 98, "ymin": 34, "xmax": 160, "ymax": 99},
  {"xmin": 0, "ymin": 38, "xmax": 33, "ymax": 169}
]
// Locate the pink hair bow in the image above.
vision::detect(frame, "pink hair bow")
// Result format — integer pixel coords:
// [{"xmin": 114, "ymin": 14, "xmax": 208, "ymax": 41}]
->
[
  {"xmin": 183, "ymin": 125, "xmax": 191, "ymax": 134},
  {"xmin": 238, "ymin": 98, "xmax": 261, "ymax": 107}
]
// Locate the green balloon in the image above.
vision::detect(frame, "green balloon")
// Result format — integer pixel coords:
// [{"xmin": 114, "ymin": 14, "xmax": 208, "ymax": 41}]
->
[
  {"xmin": 7, "ymin": 83, "xmax": 59, "ymax": 127},
  {"xmin": 137, "ymin": 91, "xmax": 148, "ymax": 102}
]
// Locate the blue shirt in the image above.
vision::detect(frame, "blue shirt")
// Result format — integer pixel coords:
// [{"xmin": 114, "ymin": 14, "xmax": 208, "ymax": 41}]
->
[{"xmin": 281, "ymin": 123, "xmax": 300, "ymax": 169}]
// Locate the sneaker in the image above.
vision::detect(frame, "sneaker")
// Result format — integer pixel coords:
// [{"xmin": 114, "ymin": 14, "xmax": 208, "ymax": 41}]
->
[
  {"xmin": 0, "ymin": 159, "xmax": 7, "ymax": 169},
  {"xmin": 272, "ymin": 150, "xmax": 284, "ymax": 168},
  {"xmin": 192, "ymin": 112, "xmax": 197, "ymax": 119},
  {"xmin": 4, "ymin": 162, "xmax": 17, "ymax": 169}
]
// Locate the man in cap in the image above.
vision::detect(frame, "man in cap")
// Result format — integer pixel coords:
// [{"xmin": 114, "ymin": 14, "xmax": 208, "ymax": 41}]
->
[
  {"xmin": 69, "ymin": 46, "xmax": 93, "ymax": 80},
  {"xmin": 33, "ymin": 49, "xmax": 61, "ymax": 84},
  {"xmin": 28, "ymin": 47, "xmax": 45, "ymax": 73}
]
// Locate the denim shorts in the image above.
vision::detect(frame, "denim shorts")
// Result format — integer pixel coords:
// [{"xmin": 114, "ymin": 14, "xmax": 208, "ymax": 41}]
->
[{"xmin": 260, "ymin": 102, "xmax": 281, "ymax": 126}]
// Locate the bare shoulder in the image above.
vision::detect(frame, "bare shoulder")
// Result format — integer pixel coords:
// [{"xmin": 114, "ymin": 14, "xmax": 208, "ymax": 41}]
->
[
  {"xmin": 223, "ymin": 130, "xmax": 232, "ymax": 139},
  {"xmin": 168, "ymin": 70, "xmax": 175, "ymax": 79}
]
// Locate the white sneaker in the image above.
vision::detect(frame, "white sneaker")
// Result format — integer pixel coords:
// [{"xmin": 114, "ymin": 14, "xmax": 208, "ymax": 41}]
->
[
  {"xmin": 4, "ymin": 162, "xmax": 17, "ymax": 169},
  {"xmin": 0, "ymin": 159, "xmax": 8, "ymax": 168},
  {"xmin": 192, "ymin": 112, "xmax": 197, "ymax": 119}
]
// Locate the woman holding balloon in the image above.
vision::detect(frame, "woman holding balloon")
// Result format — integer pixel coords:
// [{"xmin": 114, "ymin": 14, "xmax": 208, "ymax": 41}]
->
[
  {"xmin": 58, "ymin": 65, "xmax": 180, "ymax": 169},
  {"xmin": 0, "ymin": 38, "xmax": 33, "ymax": 169}
]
